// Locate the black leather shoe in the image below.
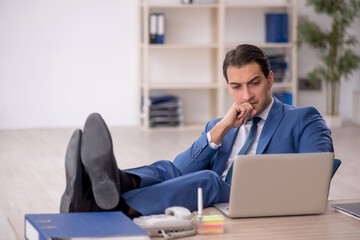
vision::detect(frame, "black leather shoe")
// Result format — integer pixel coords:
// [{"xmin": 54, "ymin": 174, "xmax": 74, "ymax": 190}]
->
[
  {"xmin": 60, "ymin": 129, "xmax": 92, "ymax": 213},
  {"xmin": 81, "ymin": 113, "xmax": 121, "ymax": 210}
]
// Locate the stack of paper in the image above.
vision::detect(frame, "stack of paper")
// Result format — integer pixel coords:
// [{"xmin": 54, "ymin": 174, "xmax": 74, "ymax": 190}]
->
[{"xmin": 142, "ymin": 95, "xmax": 184, "ymax": 128}]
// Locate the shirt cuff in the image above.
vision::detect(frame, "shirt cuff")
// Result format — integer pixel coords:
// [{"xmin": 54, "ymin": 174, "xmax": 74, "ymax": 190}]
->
[{"xmin": 207, "ymin": 132, "xmax": 221, "ymax": 150}]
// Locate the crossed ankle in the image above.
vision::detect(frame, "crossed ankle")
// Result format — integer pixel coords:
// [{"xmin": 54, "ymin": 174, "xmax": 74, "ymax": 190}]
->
[
  {"xmin": 131, "ymin": 175, "xmax": 140, "ymax": 189},
  {"xmin": 128, "ymin": 207, "xmax": 141, "ymax": 217},
  {"xmin": 119, "ymin": 171, "xmax": 139, "ymax": 192}
]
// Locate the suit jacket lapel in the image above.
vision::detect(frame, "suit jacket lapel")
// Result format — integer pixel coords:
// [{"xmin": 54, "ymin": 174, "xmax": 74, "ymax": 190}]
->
[{"xmin": 256, "ymin": 97, "xmax": 285, "ymax": 154}]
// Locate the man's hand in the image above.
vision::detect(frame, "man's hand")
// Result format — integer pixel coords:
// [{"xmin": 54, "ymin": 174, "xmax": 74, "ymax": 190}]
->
[
  {"xmin": 222, "ymin": 102, "xmax": 257, "ymax": 129},
  {"xmin": 209, "ymin": 102, "xmax": 257, "ymax": 145}
]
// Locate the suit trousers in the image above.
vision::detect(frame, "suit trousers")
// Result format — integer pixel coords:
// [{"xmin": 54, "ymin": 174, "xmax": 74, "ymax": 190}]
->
[{"xmin": 122, "ymin": 160, "xmax": 230, "ymax": 215}]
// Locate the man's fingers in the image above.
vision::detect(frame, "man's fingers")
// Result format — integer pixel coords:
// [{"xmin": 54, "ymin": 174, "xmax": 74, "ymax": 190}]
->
[
  {"xmin": 224, "ymin": 102, "xmax": 256, "ymax": 129},
  {"xmin": 250, "ymin": 109, "xmax": 257, "ymax": 119},
  {"xmin": 236, "ymin": 103, "xmax": 253, "ymax": 118},
  {"xmin": 235, "ymin": 102, "xmax": 258, "ymax": 126}
]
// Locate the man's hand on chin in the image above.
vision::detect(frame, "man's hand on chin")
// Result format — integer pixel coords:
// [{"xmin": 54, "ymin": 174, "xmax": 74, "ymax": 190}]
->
[
  {"xmin": 222, "ymin": 102, "xmax": 257, "ymax": 129},
  {"xmin": 208, "ymin": 102, "xmax": 257, "ymax": 145}
]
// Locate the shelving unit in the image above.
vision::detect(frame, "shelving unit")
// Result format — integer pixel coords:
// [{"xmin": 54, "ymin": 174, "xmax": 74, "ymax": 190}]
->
[{"xmin": 138, "ymin": 0, "xmax": 297, "ymax": 130}]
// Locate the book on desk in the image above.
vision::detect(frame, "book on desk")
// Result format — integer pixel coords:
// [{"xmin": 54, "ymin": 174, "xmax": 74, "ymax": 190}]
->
[{"xmin": 24, "ymin": 211, "xmax": 149, "ymax": 240}]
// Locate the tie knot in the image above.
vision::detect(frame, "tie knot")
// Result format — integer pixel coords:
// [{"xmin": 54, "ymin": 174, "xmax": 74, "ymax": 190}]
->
[{"xmin": 251, "ymin": 117, "xmax": 262, "ymax": 125}]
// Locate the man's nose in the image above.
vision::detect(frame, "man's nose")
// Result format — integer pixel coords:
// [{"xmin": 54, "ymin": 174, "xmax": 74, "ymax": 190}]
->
[{"xmin": 242, "ymin": 87, "xmax": 253, "ymax": 101}]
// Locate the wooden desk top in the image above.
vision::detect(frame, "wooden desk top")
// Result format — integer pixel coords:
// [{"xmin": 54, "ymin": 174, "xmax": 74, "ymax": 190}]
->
[{"xmin": 8, "ymin": 199, "xmax": 360, "ymax": 240}]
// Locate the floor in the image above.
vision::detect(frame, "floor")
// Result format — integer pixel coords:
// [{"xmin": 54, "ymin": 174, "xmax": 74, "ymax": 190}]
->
[{"xmin": 1, "ymin": 123, "xmax": 359, "ymax": 239}]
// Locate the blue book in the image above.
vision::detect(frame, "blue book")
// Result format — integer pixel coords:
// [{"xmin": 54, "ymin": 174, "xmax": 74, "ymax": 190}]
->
[
  {"xmin": 284, "ymin": 92, "xmax": 292, "ymax": 105},
  {"xmin": 266, "ymin": 14, "xmax": 277, "ymax": 42},
  {"xmin": 266, "ymin": 13, "xmax": 288, "ymax": 43},
  {"xmin": 280, "ymin": 14, "xmax": 288, "ymax": 42},
  {"xmin": 24, "ymin": 211, "xmax": 149, "ymax": 240}
]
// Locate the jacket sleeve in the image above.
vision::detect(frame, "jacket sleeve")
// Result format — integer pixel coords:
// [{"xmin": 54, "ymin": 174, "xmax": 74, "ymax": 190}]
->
[
  {"xmin": 173, "ymin": 120, "xmax": 221, "ymax": 175},
  {"xmin": 298, "ymin": 107, "xmax": 334, "ymax": 153}
]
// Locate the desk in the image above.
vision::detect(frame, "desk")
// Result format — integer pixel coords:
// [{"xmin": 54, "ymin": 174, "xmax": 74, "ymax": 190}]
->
[{"xmin": 8, "ymin": 199, "xmax": 360, "ymax": 240}]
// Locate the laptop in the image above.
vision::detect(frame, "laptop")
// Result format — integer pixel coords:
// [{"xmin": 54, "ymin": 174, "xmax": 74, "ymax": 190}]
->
[{"xmin": 214, "ymin": 152, "xmax": 334, "ymax": 218}]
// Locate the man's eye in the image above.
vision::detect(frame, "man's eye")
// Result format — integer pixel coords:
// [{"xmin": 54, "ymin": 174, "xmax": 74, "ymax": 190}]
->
[{"xmin": 251, "ymin": 81, "xmax": 260, "ymax": 85}]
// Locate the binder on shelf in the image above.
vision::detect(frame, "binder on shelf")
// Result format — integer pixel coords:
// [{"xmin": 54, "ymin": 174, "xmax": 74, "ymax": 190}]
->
[
  {"xmin": 149, "ymin": 13, "xmax": 157, "ymax": 44},
  {"xmin": 24, "ymin": 211, "xmax": 149, "ymax": 240},
  {"xmin": 269, "ymin": 54, "xmax": 289, "ymax": 83},
  {"xmin": 156, "ymin": 13, "xmax": 165, "ymax": 44},
  {"xmin": 148, "ymin": 13, "xmax": 165, "ymax": 44},
  {"xmin": 142, "ymin": 95, "xmax": 184, "ymax": 128},
  {"xmin": 266, "ymin": 13, "xmax": 288, "ymax": 43},
  {"xmin": 181, "ymin": 0, "xmax": 193, "ymax": 5}
]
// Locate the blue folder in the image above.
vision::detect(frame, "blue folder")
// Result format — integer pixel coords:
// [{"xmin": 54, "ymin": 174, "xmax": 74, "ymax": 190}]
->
[{"xmin": 266, "ymin": 13, "xmax": 288, "ymax": 43}]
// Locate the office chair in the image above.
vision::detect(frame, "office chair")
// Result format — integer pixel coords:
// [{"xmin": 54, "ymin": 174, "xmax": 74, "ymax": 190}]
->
[{"xmin": 332, "ymin": 159, "xmax": 342, "ymax": 179}]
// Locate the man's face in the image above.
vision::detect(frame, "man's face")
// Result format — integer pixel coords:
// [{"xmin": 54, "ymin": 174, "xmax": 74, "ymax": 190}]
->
[{"xmin": 226, "ymin": 62, "xmax": 274, "ymax": 115}]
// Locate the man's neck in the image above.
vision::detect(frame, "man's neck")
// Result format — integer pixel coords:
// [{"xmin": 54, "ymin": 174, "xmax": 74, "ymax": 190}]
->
[{"xmin": 256, "ymin": 97, "xmax": 274, "ymax": 121}]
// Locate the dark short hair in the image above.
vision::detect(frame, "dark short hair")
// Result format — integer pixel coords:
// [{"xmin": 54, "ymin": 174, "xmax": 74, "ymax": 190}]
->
[{"xmin": 222, "ymin": 44, "xmax": 270, "ymax": 82}]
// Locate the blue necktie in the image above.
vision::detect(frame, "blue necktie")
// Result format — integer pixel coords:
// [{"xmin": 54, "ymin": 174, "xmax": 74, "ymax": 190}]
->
[{"xmin": 225, "ymin": 117, "xmax": 262, "ymax": 184}]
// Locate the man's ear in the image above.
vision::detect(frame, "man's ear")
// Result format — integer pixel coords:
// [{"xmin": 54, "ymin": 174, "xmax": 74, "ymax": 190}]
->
[
  {"xmin": 226, "ymin": 81, "xmax": 231, "ymax": 92},
  {"xmin": 268, "ymin": 71, "xmax": 274, "ymax": 88}
]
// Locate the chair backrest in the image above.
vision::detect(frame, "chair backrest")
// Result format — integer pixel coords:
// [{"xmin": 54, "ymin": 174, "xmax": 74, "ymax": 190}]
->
[{"xmin": 332, "ymin": 159, "xmax": 341, "ymax": 178}]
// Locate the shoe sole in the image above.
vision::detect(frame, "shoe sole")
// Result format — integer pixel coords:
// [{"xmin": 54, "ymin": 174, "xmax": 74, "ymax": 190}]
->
[{"xmin": 81, "ymin": 113, "xmax": 120, "ymax": 210}]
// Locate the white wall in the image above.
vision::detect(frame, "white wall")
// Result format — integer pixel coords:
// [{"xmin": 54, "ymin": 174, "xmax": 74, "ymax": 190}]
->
[
  {"xmin": 297, "ymin": 1, "xmax": 360, "ymax": 120},
  {"xmin": 0, "ymin": 0, "xmax": 359, "ymax": 129},
  {"xmin": 0, "ymin": 0, "xmax": 138, "ymax": 129}
]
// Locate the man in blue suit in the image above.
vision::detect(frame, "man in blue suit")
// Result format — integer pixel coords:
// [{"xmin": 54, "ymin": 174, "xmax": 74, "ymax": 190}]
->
[{"xmin": 60, "ymin": 44, "xmax": 333, "ymax": 216}]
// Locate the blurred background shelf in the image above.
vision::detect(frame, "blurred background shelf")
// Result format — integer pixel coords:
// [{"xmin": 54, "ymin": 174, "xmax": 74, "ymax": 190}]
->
[{"xmin": 139, "ymin": 0, "xmax": 297, "ymax": 129}]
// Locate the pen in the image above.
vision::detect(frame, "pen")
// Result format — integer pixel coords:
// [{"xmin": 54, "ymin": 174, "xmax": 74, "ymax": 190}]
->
[{"xmin": 198, "ymin": 187, "xmax": 203, "ymax": 218}]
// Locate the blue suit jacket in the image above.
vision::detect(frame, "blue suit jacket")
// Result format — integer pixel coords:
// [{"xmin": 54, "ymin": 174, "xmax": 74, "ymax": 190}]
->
[{"xmin": 173, "ymin": 97, "xmax": 334, "ymax": 176}]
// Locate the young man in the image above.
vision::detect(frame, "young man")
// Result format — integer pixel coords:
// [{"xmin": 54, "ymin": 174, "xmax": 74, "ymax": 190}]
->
[{"xmin": 60, "ymin": 44, "xmax": 333, "ymax": 217}]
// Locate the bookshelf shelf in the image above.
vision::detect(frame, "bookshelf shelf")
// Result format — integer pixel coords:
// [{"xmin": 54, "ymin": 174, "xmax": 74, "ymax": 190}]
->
[
  {"xmin": 225, "ymin": 42, "xmax": 293, "ymax": 49},
  {"xmin": 225, "ymin": 3, "xmax": 292, "ymax": 8},
  {"xmin": 143, "ymin": 43, "xmax": 219, "ymax": 49},
  {"xmin": 143, "ymin": 4, "xmax": 219, "ymax": 9},
  {"xmin": 144, "ymin": 83, "xmax": 218, "ymax": 90},
  {"xmin": 139, "ymin": 0, "xmax": 297, "ymax": 130}
]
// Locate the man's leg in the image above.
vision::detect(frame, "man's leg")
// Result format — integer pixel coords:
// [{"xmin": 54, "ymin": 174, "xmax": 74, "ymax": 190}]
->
[
  {"xmin": 122, "ymin": 169, "xmax": 230, "ymax": 216},
  {"xmin": 80, "ymin": 113, "xmax": 134, "ymax": 210},
  {"xmin": 124, "ymin": 160, "xmax": 182, "ymax": 188},
  {"xmin": 59, "ymin": 115, "xmax": 135, "ymax": 213},
  {"xmin": 61, "ymin": 113, "xmax": 228, "ymax": 216},
  {"xmin": 80, "ymin": 113, "xmax": 191, "ymax": 213}
]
